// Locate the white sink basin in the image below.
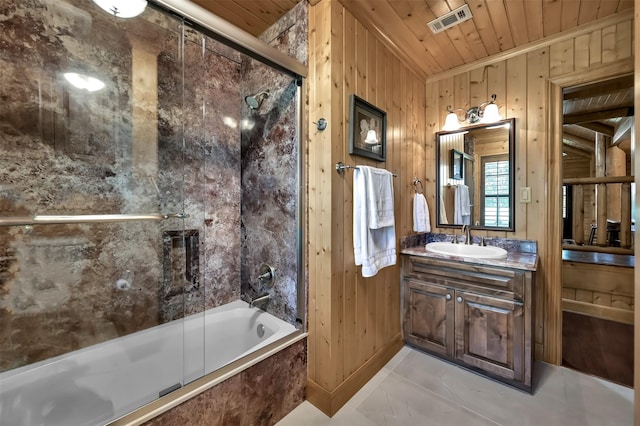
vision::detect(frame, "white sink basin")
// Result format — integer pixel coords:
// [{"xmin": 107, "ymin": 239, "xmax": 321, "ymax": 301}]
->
[{"xmin": 425, "ymin": 242, "xmax": 508, "ymax": 259}]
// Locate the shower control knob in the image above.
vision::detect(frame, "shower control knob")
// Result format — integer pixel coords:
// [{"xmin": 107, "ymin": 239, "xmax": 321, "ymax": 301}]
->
[{"xmin": 257, "ymin": 263, "xmax": 276, "ymax": 288}]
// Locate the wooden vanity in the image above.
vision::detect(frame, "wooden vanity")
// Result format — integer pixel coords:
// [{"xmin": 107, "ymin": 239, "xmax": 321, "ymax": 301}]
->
[{"xmin": 401, "ymin": 246, "xmax": 537, "ymax": 392}]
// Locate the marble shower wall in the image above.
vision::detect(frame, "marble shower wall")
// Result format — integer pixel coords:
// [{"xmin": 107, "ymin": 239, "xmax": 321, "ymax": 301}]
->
[
  {"xmin": 0, "ymin": 0, "xmax": 168, "ymax": 371},
  {"xmin": 0, "ymin": 0, "xmax": 243, "ymax": 372},
  {"xmin": 158, "ymin": 26, "xmax": 243, "ymax": 322},
  {"xmin": 240, "ymin": 1, "xmax": 308, "ymax": 326}
]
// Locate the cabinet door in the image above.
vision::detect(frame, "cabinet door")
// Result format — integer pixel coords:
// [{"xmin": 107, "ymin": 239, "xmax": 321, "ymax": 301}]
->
[
  {"xmin": 454, "ymin": 291, "xmax": 524, "ymax": 382},
  {"xmin": 403, "ymin": 279, "xmax": 454, "ymax": 357}
]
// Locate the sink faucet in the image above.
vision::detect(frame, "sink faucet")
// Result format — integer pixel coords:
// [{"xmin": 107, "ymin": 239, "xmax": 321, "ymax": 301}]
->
[
  {"xmin": 249, "ymin": 294, "xmax": 271, "ymax": 308},
  {"xmin": 462, "ymin": 224, "xmax": 472, "ymax": 245}
]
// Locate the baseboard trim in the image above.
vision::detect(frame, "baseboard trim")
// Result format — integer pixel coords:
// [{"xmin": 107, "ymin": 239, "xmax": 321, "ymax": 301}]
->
[{"xmin": 306, "ymin": 334, "xmax": 403, "ymax": 416}]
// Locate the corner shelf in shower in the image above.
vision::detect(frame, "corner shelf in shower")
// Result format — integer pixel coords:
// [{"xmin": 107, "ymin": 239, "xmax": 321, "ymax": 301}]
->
[{"xmin": 0, "ymin": 213, "xmax": 186, "ymax": 227}]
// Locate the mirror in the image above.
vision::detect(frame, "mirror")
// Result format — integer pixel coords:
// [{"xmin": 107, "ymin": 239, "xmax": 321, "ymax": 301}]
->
[{"xmin": 435, "ymin": 118, "xmax": 515, "ymax": 231}]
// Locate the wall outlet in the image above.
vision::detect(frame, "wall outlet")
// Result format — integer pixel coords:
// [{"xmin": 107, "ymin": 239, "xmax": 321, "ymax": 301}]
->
[{"xmin": 520, "ymin": 187, "xmax": 531, "ymax": 203}]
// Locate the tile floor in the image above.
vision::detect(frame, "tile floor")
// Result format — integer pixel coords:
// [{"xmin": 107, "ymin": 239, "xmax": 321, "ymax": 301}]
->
[{"xmin": 276, "ymin": 346, "xmax": 633, "ymax": 426}]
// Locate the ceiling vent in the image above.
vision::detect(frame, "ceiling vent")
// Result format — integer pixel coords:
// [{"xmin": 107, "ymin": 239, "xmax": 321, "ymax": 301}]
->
[{"xmin": 427, "ymin": 4, "xmax": 473, "ymax": 34}]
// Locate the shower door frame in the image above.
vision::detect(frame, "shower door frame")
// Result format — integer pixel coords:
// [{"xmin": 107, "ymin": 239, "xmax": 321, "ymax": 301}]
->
[{"xmin": 150, "ymin": 0, "xmax": 307, "ymax": 333}]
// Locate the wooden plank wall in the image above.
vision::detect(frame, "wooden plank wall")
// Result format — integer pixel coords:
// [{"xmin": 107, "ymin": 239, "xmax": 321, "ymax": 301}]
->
[
  {"xmin": 424, "ymin": 12, "xmax": 634, "ymax": 363},
  {"xmin": 562, "ymin": 261, "xmax": 634, "ymax": 324},
  {"xmin": 307, "ymin": 0, "xmax": 426, "ymax": 416}
]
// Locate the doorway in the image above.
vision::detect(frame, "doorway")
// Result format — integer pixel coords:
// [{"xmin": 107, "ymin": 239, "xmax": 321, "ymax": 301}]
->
[{"xmin": 559, "ymin": 75, "xmax": 634, "ymax": 387}]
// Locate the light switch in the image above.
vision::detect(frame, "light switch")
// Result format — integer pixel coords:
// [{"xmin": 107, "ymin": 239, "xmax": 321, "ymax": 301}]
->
[{"xmin": 520, "ymin": 187, "xmax": 531, "ymax": 203}]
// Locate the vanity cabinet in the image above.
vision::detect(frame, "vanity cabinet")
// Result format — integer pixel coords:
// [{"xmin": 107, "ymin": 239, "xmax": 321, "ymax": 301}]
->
[{"xmin": 402, "ymin": 255, "xmax": 534, "ymax": 392}]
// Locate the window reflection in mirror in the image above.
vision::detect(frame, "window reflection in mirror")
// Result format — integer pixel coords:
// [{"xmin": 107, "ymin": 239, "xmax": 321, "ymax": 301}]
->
[{"xmin": 435, "ymin": 118, "xmax": 515, "ymax": 231}]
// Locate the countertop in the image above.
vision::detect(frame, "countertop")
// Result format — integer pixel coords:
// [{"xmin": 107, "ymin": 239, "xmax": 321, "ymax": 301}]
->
[
  {"xmin": 401, "ymin": 245, "xmax": 539, "ymax": 271},
  {"xmin": 562, "ymin": 249, "xmax": 633, "ymax": 268}
]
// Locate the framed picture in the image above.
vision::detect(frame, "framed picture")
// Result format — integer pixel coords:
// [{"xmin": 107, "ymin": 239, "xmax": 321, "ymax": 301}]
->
[
  {"xmin": 450, "ymin": 149, "xmax": 464, "ymax": 180},
  {"xmin": 348, "ymin": 94, "xmax": 386, "ymax": 162}
]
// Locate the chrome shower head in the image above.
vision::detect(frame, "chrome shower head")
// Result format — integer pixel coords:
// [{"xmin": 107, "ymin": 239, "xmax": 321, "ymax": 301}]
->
[{"xmin": 245, "ymin": 90, "xmax": 270, "ymax": 110}]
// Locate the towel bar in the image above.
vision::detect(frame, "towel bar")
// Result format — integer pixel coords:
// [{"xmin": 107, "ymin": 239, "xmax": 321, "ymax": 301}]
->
[
  {"xmin": 335, "ymin": 162, "xmax": 397, "ymax": 177},
  {"xmin": 0, "ymin": 213, "xmax": 186, "ymax": 227}
]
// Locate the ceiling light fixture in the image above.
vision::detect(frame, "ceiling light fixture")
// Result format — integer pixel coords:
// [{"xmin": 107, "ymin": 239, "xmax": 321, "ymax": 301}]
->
[
  {"xmin": 91, "ymin": 0, "xmax": 147, "ymax": 19},
  {"xmin": 442, "ymin": 94, "xmax": 502, "ymax": 131}
]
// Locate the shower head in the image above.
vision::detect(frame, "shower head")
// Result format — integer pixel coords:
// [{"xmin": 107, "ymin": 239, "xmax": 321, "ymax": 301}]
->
[{"xmin": 245, "ymin": 90, "xmax": 270, "ymax": 110}]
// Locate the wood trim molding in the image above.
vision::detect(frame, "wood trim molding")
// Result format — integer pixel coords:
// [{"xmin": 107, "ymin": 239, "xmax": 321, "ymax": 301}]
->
[
  {"xmin": 546, "ymin": 82, "xmax": 563, "ymax": 365},
  {"xmin": 633, "ymin": 4, "xmax": 639, "ymax": 424},
  {"xmin": 426, "ymin": 10, "xmax": 634, "ymax": 83},
  {"xmin": 549, "ymin": 58, "xmax": 634, "ymax": 87},
  {"xmin": 306, "ymin": 334, "xmax": 403, "ymax": 416},
  {"xmin": 563, "ymin": 299, "xmax": 634, "ymax": 325}
]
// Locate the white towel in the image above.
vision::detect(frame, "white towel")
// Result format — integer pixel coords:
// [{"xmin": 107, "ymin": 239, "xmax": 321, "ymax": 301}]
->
[
  {"xmin": 454, "ymin": 184, "xmax": 471, "ymax": 225},
  {"xmin": 361, "ymin": 166, "xmax": 395, "ymax": 229},
  {"xmin": 353, "ymin": 166, "xmax": 396, "ymax": 277},
  {"xmin": 413, "ymin": 193, "xmax": 430, "ymax": 233}
]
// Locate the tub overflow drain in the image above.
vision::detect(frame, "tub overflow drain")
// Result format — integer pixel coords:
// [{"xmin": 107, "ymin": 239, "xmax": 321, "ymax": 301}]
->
[{"xmin": 257, "ymin": 324, "xmax": 265, "ymax": 338}]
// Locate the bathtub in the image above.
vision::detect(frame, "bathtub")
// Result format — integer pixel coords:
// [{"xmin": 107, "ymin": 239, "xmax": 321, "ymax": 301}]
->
[{"xmin": 0, "ymin": 300, "xmax": 297, "ymax": 426}]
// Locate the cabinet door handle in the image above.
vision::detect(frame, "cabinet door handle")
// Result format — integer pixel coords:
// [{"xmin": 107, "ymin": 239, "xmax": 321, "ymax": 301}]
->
[
  {"xmin": 456, "ymin": 296, "xmax": 463, "ymax": 303},
  {"xmin": 445, "ymin": 294, "xmax": 452, "ymax": 300}
]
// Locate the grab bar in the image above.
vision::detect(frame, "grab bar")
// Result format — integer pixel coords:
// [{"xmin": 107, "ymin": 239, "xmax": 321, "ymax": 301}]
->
[{"xmin": 0, "ymin": 212, "xmax": 186, "ymax": 227}]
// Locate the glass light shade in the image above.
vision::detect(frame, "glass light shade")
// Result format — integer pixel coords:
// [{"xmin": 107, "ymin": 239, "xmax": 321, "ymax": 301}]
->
[
  {"xmin": 480, "ymin": 103, "xmax": 501, "ymax": 124},
  {"xmin": 442, "ymin": 112, "xmax": 461, "ymax": 131},
  {"xmin": 91, "ymin": 0, "xmax": 147, "ymax": 18},
  {"xmin": 364, "ymin": 129, "xmax": 379, "ymax": 144},
  {"xmin": 64, "ymin": 73, "xmax": 105, "ymax": 92}
]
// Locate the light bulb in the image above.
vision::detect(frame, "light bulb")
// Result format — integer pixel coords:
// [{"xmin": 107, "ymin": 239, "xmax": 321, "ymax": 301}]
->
[
  {"xmin": 442, "ymin": 112, "xmax": 461, "ymax": 131},
  {"xmin": 480, "ymin": 103, "xmax": 501, "ymax": 124}
]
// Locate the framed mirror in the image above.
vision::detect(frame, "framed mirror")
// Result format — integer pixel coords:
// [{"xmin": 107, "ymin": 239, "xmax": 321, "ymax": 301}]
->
[{"xmin": 435, "ymin": 118, "xmax": 515, "ymax": 231}]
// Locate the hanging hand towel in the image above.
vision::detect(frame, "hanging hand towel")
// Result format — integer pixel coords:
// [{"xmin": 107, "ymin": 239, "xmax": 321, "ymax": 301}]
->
[
  {"xmin": 353, "ymin": 166, "xmax": 396, "ymax": 278},
  {"xmin": 413, "ymin": 193, "xmax": 431, "ymax": 232}
]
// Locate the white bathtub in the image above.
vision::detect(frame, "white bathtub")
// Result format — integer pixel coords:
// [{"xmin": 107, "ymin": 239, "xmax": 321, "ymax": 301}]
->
[{"xmin": 0, "ymin": 300, "xmax": 296, "ymax": 426}]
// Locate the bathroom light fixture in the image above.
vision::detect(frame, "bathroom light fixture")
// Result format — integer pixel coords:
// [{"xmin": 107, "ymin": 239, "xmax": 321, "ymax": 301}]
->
[
  {"xmin": 442, "ymin": 94, "xmax": 502, "ymax": 131},
  {"xmin": 63, "ymin": 72, "xmax": 105, "ymax": 92},
  {"xmin": 364, "ymin": 129, "xmax": 379, "ymax": 144},
  {"xmin": 91, "ymin": 0, "xmax": 147, "ymax": 18}
]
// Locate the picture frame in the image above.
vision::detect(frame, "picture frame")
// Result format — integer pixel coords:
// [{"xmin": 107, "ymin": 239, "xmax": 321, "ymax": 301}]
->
[
  {"xmin": 450, "ymin": 149, "xmax": 464, "ymax": 180},
  {"xmin": 348, "ymin": 94, "xmax": 387, "ymax": 162}
]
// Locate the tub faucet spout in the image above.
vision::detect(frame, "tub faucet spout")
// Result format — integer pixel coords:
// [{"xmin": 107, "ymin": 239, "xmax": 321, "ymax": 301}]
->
[{"xmin": 249, "ymin": 294, "xmax": 271, "ymax": 308}]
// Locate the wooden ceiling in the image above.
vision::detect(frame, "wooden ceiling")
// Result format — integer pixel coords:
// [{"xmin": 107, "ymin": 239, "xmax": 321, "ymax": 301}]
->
[{"xmin": 190, "ymin": 0, "xmax": 634, "ymax": 78}]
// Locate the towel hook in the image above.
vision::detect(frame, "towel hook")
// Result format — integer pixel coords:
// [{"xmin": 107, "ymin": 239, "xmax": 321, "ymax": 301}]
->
[{"xmin": 413, "ymin": 177, "xmax": 424, "ymax": 194}]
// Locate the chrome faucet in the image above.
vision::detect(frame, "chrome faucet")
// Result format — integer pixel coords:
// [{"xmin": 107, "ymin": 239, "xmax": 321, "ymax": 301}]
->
[
  {"xmin": 462, "ymin": 224, "xmax": 472, "ymax": 245},
  {"xmin": 249, "ymin": 294, "xmax": 271, "ymax": 308}
]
